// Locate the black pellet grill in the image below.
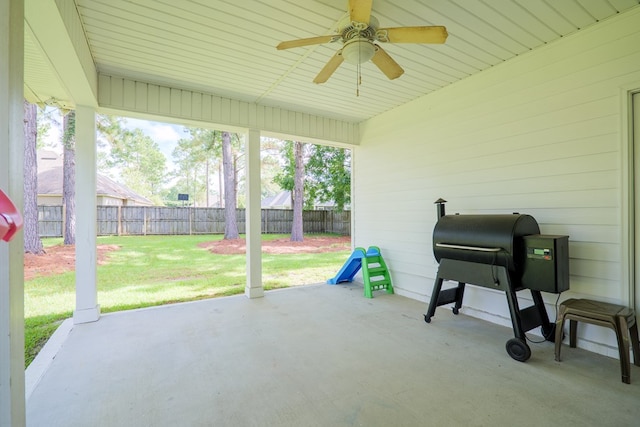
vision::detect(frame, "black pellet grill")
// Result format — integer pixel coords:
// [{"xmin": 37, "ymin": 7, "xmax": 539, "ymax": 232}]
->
[{"xmin": 424, "ymin": 200, "xmax": 569, "ymax": 361}]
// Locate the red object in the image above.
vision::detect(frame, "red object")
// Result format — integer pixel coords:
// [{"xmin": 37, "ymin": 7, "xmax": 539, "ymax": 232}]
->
[{"xmin": 0, "ymin": 189, "xmax": 23, "ymax": 242}]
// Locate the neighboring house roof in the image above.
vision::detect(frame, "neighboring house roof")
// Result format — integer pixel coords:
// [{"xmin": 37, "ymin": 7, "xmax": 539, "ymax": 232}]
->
[
  {"xmin": 36, "ymin": 151, "xmax": 153, "ymax": 205},
  {"xmin": 261, "ymin": 190, "xmax": 345, "ymax": 210},
  {"xmin": 37, "ymin": 149, "xmax": 62, "ymax": 173},
  {"xmin": 261, "ymin": 191, "xmax": 292, "ymax": 208}
]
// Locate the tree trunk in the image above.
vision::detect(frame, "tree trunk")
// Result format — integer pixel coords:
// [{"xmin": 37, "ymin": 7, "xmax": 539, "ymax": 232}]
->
[
  {"xmin": 205, "ymin": 158, "xmax": 210, "ymax": 207},
  {"xmin": 222, "ymin": 131, "xmax": 238, "ymax": 239},
  {"xmin": 63, "ymin": 110, "xmax": 76, "ymax": 245},
  {"xmin": 23, "ymin": 101, "xmax": 45, "ymax": 254},
  {"xmin": 218, "ymin": 162, "xmax": 223, "ymax": 208},
  {"xmin": 291, "ymin": 141, "xmax": 304, "ymax": 242}
]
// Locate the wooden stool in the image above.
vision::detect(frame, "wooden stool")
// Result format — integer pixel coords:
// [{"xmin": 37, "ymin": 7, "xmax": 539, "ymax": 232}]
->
[{"xmin": 555, "ymin": 298, "xmax": 640, "ymax": 384}]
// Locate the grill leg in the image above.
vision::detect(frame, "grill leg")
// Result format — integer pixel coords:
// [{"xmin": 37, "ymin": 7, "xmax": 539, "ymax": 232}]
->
[
  {"xmin": 425, "ymin": 277, "xmax": 465, "ymax": 323},
  {"xmin": 424, "ymin": 277, "xmax": 444, "ymax": 323},
  {"xmin": 531, "ymin": 289, "xmax": 555, "ymax": 341},
  {"xmin": 504, "ymin": 284, "xmax": 532, "ymax": 362},
  {"xmin": 452, "ymin": 282, "xmax": 465, "ymax": 315},
  {"xmin": 505, "ymin": 285, "xmax": 526, "ymax": 341}
]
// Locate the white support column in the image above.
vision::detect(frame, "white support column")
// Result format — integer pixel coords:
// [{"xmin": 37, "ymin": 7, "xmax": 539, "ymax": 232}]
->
[
  {"xmin": 245, "ymin": 129, "xmax": 264, "ymax": 298},
  {"xmin": 73, "ymin": 105, "xmax": 100, "ymax": 323},
  {"xmin": 0, "ymin": 0, "xmax": 26, "ymax": 424}
]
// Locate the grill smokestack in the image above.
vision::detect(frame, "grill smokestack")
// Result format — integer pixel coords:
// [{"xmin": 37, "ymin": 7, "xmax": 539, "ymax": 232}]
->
[{"xmin": 434, "ymin": 198, "xmax": 447, "ymax": 219}]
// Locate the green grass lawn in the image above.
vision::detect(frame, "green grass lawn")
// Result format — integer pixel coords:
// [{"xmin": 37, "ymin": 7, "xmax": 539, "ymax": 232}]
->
[{"xmin": 24, "ymin": 234, "xmax": 350, "ymax": 366}]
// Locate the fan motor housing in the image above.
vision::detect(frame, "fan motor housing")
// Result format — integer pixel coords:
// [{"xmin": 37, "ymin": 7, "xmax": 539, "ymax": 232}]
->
[{"xmin": 339, "ymin": 15, "xmax": 379, "ymax": 42}]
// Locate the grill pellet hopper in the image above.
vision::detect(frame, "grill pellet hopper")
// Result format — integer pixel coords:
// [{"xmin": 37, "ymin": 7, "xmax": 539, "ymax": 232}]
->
[{"xmin": 424, "ymin": 199, "xmax": 569, "ymax": 362}]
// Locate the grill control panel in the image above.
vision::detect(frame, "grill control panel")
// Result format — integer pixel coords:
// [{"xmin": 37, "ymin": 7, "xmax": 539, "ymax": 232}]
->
[
  {"xmin": 522, "ymin": 235, "xmax": 569, "ymax": 293},
  {"xmin": 528, "ymin": 247, "xmax": 552, "ymax": 260}
]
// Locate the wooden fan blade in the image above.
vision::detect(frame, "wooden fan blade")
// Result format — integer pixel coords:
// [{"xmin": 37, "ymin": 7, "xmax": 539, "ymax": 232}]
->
[
  {"xmin": 371, "ymin": 45, "xmax": 404, "ymax": 80},
  {"xmin": 349, "ymin": 0, "xmax": 372, "ymax": 24},
  {"xmin": 378, "ymin": 26, "xmax": 448, "ymax": 44},
  {"xmin": 313, "ymin": 51, "xmax": 344, "ymax": 84},
  {"xmin": 277, "ymin": 35, "xmax": 335, "ymax": 50}
]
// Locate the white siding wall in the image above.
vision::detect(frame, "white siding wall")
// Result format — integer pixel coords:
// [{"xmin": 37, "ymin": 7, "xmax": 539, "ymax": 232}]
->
[{"xmin": 355, "ymin": 8, "xmax": 640, "ymax": 355}]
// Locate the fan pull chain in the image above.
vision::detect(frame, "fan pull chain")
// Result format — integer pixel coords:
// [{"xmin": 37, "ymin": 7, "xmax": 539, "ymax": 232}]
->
[
  {"xmin": 356, "ymin": 43, "xmax": 362, "ymax": 97},
  {"xmin": 356, "ymin": 61, "xmax": 361, "ymax": 97}
]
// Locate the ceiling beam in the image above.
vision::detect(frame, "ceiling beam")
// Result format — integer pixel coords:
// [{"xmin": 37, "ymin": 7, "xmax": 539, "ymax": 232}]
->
[
  {"xmin": 25, "ymin": 0, "xmax": 97, "ymax": 108},
  {"xmin": 98, "ymin": 74, "xmax": 360, "ymax": 146}
]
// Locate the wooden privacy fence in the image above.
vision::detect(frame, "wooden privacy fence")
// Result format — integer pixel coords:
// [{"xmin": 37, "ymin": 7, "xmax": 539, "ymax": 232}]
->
[{"xmin": 37, "ymin": 206, "xmax": 350, "ymax": 237}]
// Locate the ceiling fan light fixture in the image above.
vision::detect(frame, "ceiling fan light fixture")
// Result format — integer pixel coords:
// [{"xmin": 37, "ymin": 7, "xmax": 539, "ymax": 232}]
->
[
  {"xmin": 341, "ymin": 38, "xmax": 375, "ymax": 64},
  {"xmin": 276, "ymin": 1, "xmax": 447, "ymax": 85}
]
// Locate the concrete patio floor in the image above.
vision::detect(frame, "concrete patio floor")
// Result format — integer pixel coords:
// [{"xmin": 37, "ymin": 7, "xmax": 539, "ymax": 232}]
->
[{"xmin": 26, "ymin": 284, "xmax": 640, "ymax": 426}]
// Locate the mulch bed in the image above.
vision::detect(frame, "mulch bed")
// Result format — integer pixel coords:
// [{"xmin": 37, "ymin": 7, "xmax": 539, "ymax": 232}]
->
[
  {"xmin": 198, "ymin": 235, "xmax": 350, "ymax": 254},
  {"xmin": 24, "ymin": 244, "xmax": 119, "ymax": 281}
]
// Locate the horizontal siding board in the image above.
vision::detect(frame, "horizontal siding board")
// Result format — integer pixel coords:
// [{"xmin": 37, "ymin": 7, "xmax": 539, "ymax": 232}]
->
[{"xmin": 569, "ymin": 242, "xmax": 620, "ymax": 263}]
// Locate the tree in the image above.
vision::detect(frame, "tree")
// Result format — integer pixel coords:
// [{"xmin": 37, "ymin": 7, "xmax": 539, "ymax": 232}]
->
[
  {"xmin": 171, "ymin": 128, "xmax": 221, "ymax": 207},
  {"xmin": 96, "ymin": 115, "xmax": 168, "ymax": 204},
  {"xmin": 305, "ymin": 146, "xmax": 351, "ymax": 210},
  {"xmin": 260, "ymin": 137, "xmax": 285, "ymax": 197},
  {"xmin": 105, "ymin": 128, "xmax": 166, "ymax": 204},
  {"xmin": 170, "ymin": 128, "xmax": 242, "ymax": 239},
  {"xmin": 23, "ymin": 100, "xmax": 44, "ymax": 254},
  {"xmin": 222, "ymin": 131, "xmax": 239, "ymax": 239},
  {"xmin": 96, "ymin": 114, "xmax": 125, "ymax": 173},
  {"xmin": 291, "ymin": 141, "xmax": 304, "ymax": 242},
  {"xmin": 35, "ymin": 107, "xmax": 52, "ymax": 147},
  {"xmin": 273, "ymin": 142, "xmax": 351, "ymax": 211},
  {"xmin": 62, "ymin": 111, "xmax": 76, "ymax": 245},
  {"xmin": 273, "ymin": 140, "xmax": 295, "ymax": 194},
  {"xmin": 274, "ymin": 140, "xmax": 305, "ymax": 241}
]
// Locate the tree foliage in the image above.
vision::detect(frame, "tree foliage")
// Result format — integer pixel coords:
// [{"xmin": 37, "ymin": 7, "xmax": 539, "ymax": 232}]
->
[
  {"xmin": 273, "ymin": 140, "xmax": 295, "ymax": 194},
  {"xmin": 305, "ymin": 145, "xmax": 351, "ymax": 211},
  {"xmin": 171, "ymin": 128, "xmax": 220, "ymax": 207},
  {"xmin": 273, "ymin": 141, "xmax": 351, "ymax": 211},
  {"xmin": 171, "ymin": 128, "xmax": 244, "ymax": 211},
  {"xmin": 259, "ymin": 138, "xmax": 285, "ymax": 197},
  {"xmin": 97, "ymin": 115, "xmax": 167, "ymax": 204},
  {"xmin": 96, "ymin": 114, "xmax": 124, "ymax": 171},
  {"xmin": 171, "ymin": 129, "xmax": 241, "ymax": 239}
]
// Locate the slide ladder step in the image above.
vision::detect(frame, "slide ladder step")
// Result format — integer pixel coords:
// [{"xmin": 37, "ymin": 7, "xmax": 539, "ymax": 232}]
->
[
  {"xmin": 362, "ymin": 246, "xmax": 394, "ymax": 299},
  {"xmin": 367, "ymin": 266, "xmax": 387, "ymax": 275}
]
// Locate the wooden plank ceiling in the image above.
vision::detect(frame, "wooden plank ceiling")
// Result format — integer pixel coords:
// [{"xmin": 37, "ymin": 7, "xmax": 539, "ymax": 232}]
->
[{"xmin": 24, "ymin": 0, "xmax": 640, "ymax": 122}]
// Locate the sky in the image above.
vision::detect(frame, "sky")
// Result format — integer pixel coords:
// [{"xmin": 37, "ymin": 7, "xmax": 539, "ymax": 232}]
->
[
  {"xmin": 42, "ymin": 109, "xmax": 183, "ymax": 173},
  {"xmin": 121, "ymin": 118, "xmax": 184, "ymax": 166}
]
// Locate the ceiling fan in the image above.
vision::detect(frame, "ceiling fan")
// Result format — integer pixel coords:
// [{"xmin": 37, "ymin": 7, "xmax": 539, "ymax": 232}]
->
[{"xmin": 276, "ymin": 0, "xmax": 448, "ymax": 84}]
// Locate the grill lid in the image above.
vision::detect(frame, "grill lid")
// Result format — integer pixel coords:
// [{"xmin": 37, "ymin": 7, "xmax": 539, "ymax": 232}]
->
[{"xmin": 433, "ymin": 214, "xmax": 540, "ymax": 275}]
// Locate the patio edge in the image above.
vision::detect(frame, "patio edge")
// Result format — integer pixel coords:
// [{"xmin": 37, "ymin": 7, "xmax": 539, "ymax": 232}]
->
[{"xmin": 25, "ymin": 318, "xmax": 73, "ymax": 400}]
